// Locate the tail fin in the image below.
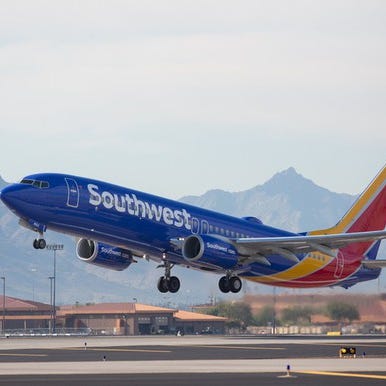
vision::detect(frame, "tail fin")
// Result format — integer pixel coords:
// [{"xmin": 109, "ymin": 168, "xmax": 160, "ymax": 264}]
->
[{"xmin": 311, "ymin": 164, "xmax": 386, "ymax": 256}]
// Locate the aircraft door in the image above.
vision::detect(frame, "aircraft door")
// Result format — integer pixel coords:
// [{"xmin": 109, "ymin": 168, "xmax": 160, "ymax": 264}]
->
[{"xmin": 65, "ymin": 178, "xmax": 80, "ymax": 208}]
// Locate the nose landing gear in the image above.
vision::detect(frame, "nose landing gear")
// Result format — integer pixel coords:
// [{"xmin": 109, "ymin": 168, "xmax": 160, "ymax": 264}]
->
[{"xmin": 33, "ymin": 233, "xmax": 46, "ymax": 249}]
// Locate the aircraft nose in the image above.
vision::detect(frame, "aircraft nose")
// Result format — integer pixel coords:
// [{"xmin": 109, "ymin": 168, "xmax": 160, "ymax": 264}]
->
[
  {"xmin": 0, "ymin": 185, "xmax": 12, "ymax": 205},
  {"xmin": 0, "ymin": 184, "xmax": 23, "ymax": 209}
]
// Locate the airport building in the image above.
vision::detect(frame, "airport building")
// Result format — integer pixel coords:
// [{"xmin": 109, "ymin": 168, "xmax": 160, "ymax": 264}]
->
[
  {"xmin": 0, "ymin": 296, "xmax": 52, "ymax": 331},
  {"xmin": 0, "ymin": 296, "xmax": 227, "ymax": 335},
  {"xmin": 58, "ymin": 302, "xmax": 227, "ymax": 335}
]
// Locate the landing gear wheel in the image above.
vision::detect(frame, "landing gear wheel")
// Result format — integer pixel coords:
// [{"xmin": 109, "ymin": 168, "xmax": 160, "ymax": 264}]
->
[
  {"xmin": 157, "ymin": 277, "xmax": 169, "ymax": 293},
  {"xmin": 157, "ymin": 259, "xmax": 181, "ymax": 294},
  {"xmin": 33, "ymin": 239, "xmax": 46, "ymax": 249},
  {"xmin": 219, "ymin": 276, "xmax": 230, "ymax": 293},
  {"xmin": 38, "ymin": 239, "xmax": 46, "ymax": 249},
  {"xmin": 168, "ymin": 276, "xmax": 180, "ymax": 293},
  {"xmin": 229, "ymin": 276, "xmax": 242, "ymax": 293}
]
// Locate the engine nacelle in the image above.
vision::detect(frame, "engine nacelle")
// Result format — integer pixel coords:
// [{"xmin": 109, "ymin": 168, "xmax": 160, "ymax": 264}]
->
[
  {"xmin": 76, "ymin": 239, "xmax": 133, "ymax": 271},
  {"xmin": 182, "ymin": 234, "xmax": 238, "ymax": 270}
]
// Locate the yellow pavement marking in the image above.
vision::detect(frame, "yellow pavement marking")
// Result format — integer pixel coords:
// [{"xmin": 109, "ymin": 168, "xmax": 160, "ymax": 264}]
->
[
  {"xmin": 196, "ymin": 345, "xmax": 285, "ymax": 351},
  {"xmin": 0, "ymin": 353, "xmax": 47, "ymax": 357},
  {"xmin": 295, "ymin": 370, "xmax": 386, "ymax": 380},
  {"xmin": 63, "ymin": 347, "xmax": 171, "ymax": 353}
]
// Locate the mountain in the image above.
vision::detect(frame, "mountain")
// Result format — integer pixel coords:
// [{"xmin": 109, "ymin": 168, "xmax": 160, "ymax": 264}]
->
[
  {"xmin": 181, "ymin": 168, "xmax": 355, "ymax": 232},
  {"xmin": 0, "ymin": 176, "xmax": 6, "ymax": 190},
  {"xmin": 0, "ymin": 170, "xmax": 383, "ymax": 307}
]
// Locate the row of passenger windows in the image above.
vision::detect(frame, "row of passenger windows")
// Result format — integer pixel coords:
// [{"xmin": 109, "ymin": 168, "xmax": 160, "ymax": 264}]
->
[
  {"xmin": 20, "ymin": 179, "xmax": 50, "ymax": 189},
  {"xmin": 207, "ymin": 224, "xmax": 251, "ymax": 239}
]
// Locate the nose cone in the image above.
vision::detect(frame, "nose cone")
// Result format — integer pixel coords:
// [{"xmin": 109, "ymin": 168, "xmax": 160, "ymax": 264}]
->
[
  {"xmin": 0, "ymin": 184, "xmax": 24, "ymax": 210},
  {"xmin": 0, "ymin": 185, "xmax": 10, "ymax": 204}
]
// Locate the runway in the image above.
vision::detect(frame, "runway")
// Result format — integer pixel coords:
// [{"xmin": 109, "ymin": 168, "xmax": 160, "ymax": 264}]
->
[
  {"xmin": 1, "ymin": 373, "xmax": 386, "ymax": 386},
  {"xmin": 0, "ymin": 335, "xmax": 384, "ymax": 385}
]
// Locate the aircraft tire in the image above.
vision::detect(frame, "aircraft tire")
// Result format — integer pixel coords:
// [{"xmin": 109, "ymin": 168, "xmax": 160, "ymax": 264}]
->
[
  {"xmin": 33, "ymin": 239, "xmax": 39, "ymax": 249},
  {"xmin": 219, "ymin": 276, "xmax": 230, "ymax": 293},
  {"xmin": 38, "ymin": 239, "xmax": 46, "ymax": 249},
  {"xmin": 168, "ymin": 276, "xmax": 180, "ymax": 293},
  {"xmin": 157, "ymin": 277, "xmax": 169, "ymax": 293},
  {"xmin": 229, "ymin": 276, "xmax": 242, "ymax": 293}
]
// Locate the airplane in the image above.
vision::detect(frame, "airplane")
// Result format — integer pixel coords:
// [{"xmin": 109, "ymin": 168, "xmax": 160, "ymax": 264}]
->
[{"xmin": 0, "ymin": 166, "xmax": 385, "ymax": 294}]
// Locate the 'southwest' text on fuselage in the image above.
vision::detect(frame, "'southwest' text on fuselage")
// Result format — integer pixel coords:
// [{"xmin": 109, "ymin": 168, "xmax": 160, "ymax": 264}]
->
[{"xmin": 88, "ymin": 184, "xmax": 192, "ymax": 230}]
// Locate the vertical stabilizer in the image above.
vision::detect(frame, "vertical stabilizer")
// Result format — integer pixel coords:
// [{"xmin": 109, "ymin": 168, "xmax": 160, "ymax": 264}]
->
[{"xmin": 310, "ymin": 165, "xmax": 386, "ymax": 256}]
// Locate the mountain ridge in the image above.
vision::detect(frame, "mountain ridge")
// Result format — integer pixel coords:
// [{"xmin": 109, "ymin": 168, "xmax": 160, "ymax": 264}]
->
[
  {"xmin": 180, "ymin": 167, "xmax": 355, "ymax": 232},
  {"xmin": 0, "ymin": 176, "xmax": 7, "ymax": 189}
]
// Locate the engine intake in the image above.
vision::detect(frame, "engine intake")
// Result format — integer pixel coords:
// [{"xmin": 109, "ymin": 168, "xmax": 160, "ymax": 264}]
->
[
  {"xmin": 182, "ymin": 234, "xmax": 238, "ymax": 270},
  {"xmin": 76, "ymin": 239, "xmax": 133, "ymax": 271}
]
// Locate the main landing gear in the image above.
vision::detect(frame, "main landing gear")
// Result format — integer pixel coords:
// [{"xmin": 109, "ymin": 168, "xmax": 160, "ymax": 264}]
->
[
  {"xmin": 33, "ymin": 234, "xmax": 46, "ymax": 249},
  {"xmin": 218, "ymin": 275, "xmax": 242, "ymax": 293},
  {"xmin": 157, "ymin": 261, "xmax": 181, "ymax": 293},
  {"xmin": 157, "ymin": 276, "xmax": 181, "ymax": 293}
]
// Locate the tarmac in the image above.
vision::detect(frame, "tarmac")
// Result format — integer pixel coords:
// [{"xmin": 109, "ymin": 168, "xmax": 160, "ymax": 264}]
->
[{"xmin": 0, "ymin": 335, "xmax": 385, "ymax": 385}]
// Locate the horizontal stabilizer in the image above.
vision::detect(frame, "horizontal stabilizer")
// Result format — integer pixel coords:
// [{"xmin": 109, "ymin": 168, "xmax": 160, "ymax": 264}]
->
[{"xmin": 362, "ymin": 260, "xmax": 386, "ymax": 269}]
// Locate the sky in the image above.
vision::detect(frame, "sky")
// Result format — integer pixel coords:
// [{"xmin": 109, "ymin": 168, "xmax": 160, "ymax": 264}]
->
[{"xmin": 0, "ymin": 0, "xmax": 385, "ymax": 199}]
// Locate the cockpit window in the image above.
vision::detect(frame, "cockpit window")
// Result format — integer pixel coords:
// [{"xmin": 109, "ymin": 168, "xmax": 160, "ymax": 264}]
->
[
  {"xmin": 20, "ymin": 179, "xmax": 50, "ymax": 189},
  {"xmin": 20, "ymin": 179, "xmax": 34, "ymax": 185}
]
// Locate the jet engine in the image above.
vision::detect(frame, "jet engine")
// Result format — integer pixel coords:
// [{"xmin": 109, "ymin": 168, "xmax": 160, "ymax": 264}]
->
[
  {"xmin": 76, "ymin": 239, "xmax": 133, "ymax": 271},
  {"xmin": 182, "ymin": 234, "xmax": 238, "ymax": 270}
]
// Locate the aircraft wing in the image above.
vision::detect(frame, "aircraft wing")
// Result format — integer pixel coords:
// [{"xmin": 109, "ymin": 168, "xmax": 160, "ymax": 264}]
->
[{"xmin": 235, "ymin": 230, "xmax": 386, "ymax": 264}]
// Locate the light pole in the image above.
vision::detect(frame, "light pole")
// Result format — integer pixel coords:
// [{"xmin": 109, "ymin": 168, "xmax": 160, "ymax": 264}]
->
[
  {"xmin": 30, "ymin": 267, "xmax": 37, "ymax": 302},
  {"xmin": 46, "ymin": 244, "xmax": 64, "ymax": 334},
  {"xmin": 1, "ymin": 277, "xmax": 5, "ymax": 334},
  {"xmin": 272, "ymin": 287, "xmax": 277, "ymax": 335},
  {"xmin": 48, "ymin": 276, "xmax": 54, "ymax": 333}
]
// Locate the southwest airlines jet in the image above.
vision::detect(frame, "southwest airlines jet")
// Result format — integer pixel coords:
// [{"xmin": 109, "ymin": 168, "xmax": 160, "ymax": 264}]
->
[{"xmin": 0, "ymin": 166, "xmax": 385, "ymax": 294}]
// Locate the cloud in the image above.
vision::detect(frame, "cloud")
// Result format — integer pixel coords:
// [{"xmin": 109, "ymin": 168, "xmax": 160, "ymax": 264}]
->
[{"xmin": 0, "ymin": 1, "xmax": 385, "ymax": 195}]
